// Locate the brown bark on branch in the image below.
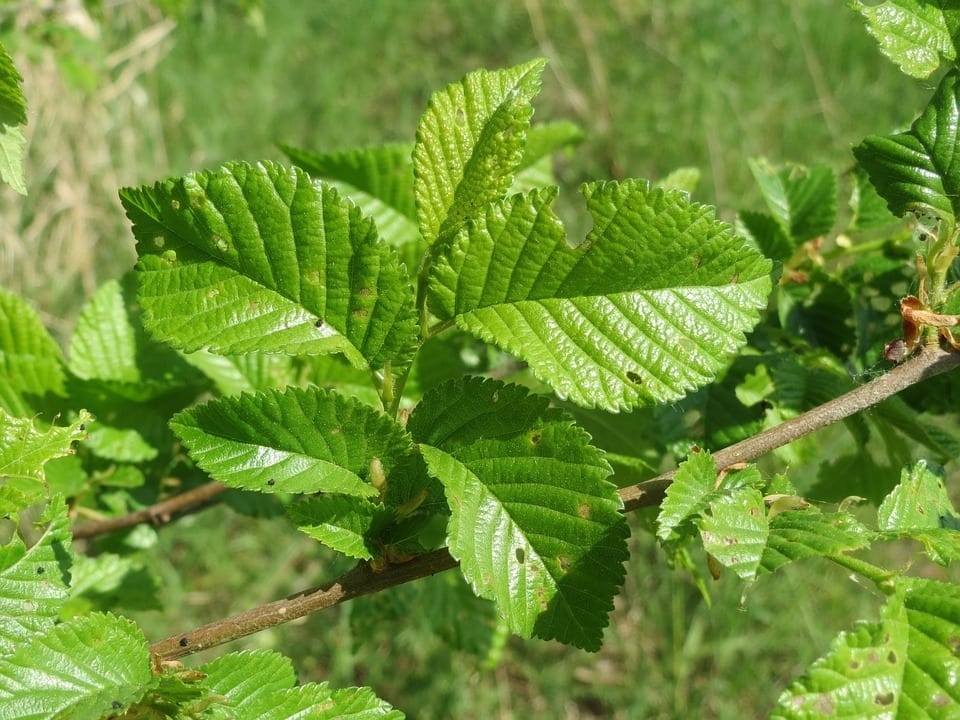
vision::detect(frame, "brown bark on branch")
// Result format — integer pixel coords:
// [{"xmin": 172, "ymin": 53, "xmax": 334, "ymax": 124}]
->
[
  {"xmin": 71, "ymin": 481, "xmax": 228, "ymax": 540},
  {"xmin": 145, "ymin": 346, "xmax": 959, "ymax": 660}
]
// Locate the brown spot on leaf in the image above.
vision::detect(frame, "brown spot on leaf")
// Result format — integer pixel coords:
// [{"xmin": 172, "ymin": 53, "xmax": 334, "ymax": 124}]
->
[
  {"xmin": 874, "ymin": 691, "xmax": 895, "ymax": 706},
  {"xmin": 578, "ymin": 504, "xmax": 591, "ymax": 519}
]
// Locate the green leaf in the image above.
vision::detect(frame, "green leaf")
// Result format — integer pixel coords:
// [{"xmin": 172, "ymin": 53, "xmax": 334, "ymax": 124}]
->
[
  {"xmin": 698, "ymin": 488, "xmax": 768, "ymax": 581},
  {"xmin": 414, "ymin": 59, "xmax": 546, "ymax": 244},
  {"xmin": 170, "ymin": 387, "xmax": 412, "ymax": 498},
  {"xmin": 68, "ymin": 276, "xmax": 204, "ymax": 399},
  {"xmin": 760, "ymin": 509, "xmax": 874, "ymax": 574},
  {"xmin": 849, "ymin": 166, "xmax": 899, "ymax": 232},
  {"xmin": 854, "ymin": 69, "xmax": 960, "ymax": 222},
  {"xmin": 120, "ymin": 161, "xmax": 419, "ymax": 370},
  {"xmin": 0, "ymin": 612, "xmax": 153, "ymax": 720},
  {"xmin": 429, "ymin": 182, "xmax": 772, "ymax": 411},
  {"xmin": 510, "ymin": 121, "xmax": 585, "ymax": 193},
  {"xmin": 0, "ymin": 410, "xmax": 91, "ymax": 493},
  {"xmin": 656, "ymin": 450, "xmax": 718, "ymax": 541},
  {"xmin": 852, "ymin": 0, "xmax": 959, "ymax": 79},
  {"xmin": 773, "ymin": 577, "xmax": 960, "ymax": 718},
  {"xmin": 0, "ymin": 496, "xmax": 71, "ymax": 656},
  {"xmin": 738, "ymin": 210, "xmax": 794, "ymax": 262},
  {"xmin": 748, "ymin": 159, "xmax": 838, "ymax": 244},
  {"xmin": 280, "ymin": 142, "xmax": 420, "ymax": 250},
  {"xmin": 66, "ymin": 553, "xmax": 160, "ymax": 614},
  {"xmin": 200, "ymin": 650, "xmax": 403, "ymax": 719},
  {"xmin": 180, "ymin": 348, "xmax": 297, "ymax": 396},
  {"xmin": 411, "ymin": 377, "xmax": 629, "ymax": 651},
  {"xmin": 877, "ymin": 460, "xmax": 960, "ymax": 565},
  {"xmin": 0, "ymin": 43, "xmax": 27, "ymax": 195},
  {"xmin": 288, "ymin": 495, "xmax": 389, "ymax": 560},
  {"xmin": 0, "ymin": 288, "xmax": 65, "ymax": 417},
  {"xmin": 656, "ymin": 166, "xmax": 701, "ymax": 195}
]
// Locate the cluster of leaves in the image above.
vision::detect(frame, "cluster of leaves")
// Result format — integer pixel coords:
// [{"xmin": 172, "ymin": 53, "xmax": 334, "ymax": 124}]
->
[{"xmin": 1, "ymin": 2, "xmax": 960, "ymax": 717}]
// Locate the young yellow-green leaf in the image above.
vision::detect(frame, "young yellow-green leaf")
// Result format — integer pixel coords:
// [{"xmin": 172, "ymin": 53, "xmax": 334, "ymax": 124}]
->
[
  {"xmin": 288, "ymin": 495, "xmax": 390, "ymax": 560},
  {"xmin": 698, "ymin": 488, "xmax": 768, "ymax": 581},
  {"xmin": 0, "ymin": 612, "xmax": 153, "ymax": 720},
  {"xmin": 180, "ymin": 348, "xmax": 297, "ymax": 396},
  {"xmin": 120, "ymin": 162, "xmax": 418, "ymax": 370},
  {"xmin": 773, "ymin": 577, "xmax": 960, "ymax": 718},
  {"xmin": 656, "ymin": 166, "xmax": 701, "ymax": 195},
  {"xmin": 510, "ymin": 121, "xmax": 585, "ymax": 193},
  {"xmin": 170, "ymin": 387, "xmax": 412, "ymax": 498},
  {"xmin": 760, "ymin": 509, "xmax": 874, "ymax": 574},
  {"xmin": 0, "ymin": 409, "xmax": 91, "ymax": 490},
  {"xmin": 0, "ymin": 43, "xmax": 27, "ymax": 195},
  {"xmin": 414, "ymin": 59, "xmax": 546, "ymax": 245},
  {"xmin": 429, "ymin": 182, "xmax": 772, "ymax": 411},
  {"xmin": 0, "ymin": 496, "xmax": 71, "ymax": 656},
  {"xmin": 0, "ymin": 288, "xmax": 65, "ymax": 417},
  {"xmin": 200, "ymin": 650, "xmax": 403, "ymax": 720},
  {"xmin": 854, "ymin": 69, "xmax": 960, "ymax": 222},
  {"xmin": 852, "ymin": 0, "xmax": 959, "ymax": 79},
  {"xmin": 411, "ymin": 377, "xmax": 628, "ymax": 652},
  {"xmin": 877, "ymin": 460, "xmax": 960, "ymax": 566},
  {"xmin": 656, "ymin": 450, "xmax": 718, "ymax": 541}
]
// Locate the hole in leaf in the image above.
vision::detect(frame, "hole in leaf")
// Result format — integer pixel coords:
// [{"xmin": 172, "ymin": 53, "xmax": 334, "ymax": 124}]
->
[
  {"xmin": 529, "ymin": 432, "xmax": 542, "ymax": 446},
  {"xmin": 170, "ymin": 199, "xmax": 181, "ymax": 211},
  {"xmin": 874, "ymin": 692, "xmax": 895, "ymax": 706},
  {"xmin": 36, "ymin": 566, "xmax": 45, "ymax": 575},
  {"xmin": 558, "ymin": 555, "xmax": 571, "ymax": 572},
  {"xmin": 79, "ymin": 423, "xmax": 86, "ymax": 432},
  {"xmin": 179, "ymin": 637, "xmax": 189, "ymax": 647},
  {"xmin": 887, "ymin": 651, "xmax": 897, "ymax": 664},
  {"xmin": 626, "ymin": 371, "xmax": 643, "ymax": 385},
  {"xmin": 515, "ymin": 547, "xmax": 525, "ymax": 563},
  {"xmin": 267, "ymin": 479, "xmax": 276, "ymax": 487},
  {"xmin": 112, "ymin": 701, "xmax": 123, "ymax": 710},
  {"xmin": 315, "ymin": 319, "xmax": 324, "ymax": 328}
]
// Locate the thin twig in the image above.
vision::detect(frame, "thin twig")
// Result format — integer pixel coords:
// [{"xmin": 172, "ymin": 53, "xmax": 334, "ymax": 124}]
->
[
  {"xmin": 149, "ymin": 346, "xmax": 960, "ymax": 660},
  {"xmin": 619, "ymin": 345, "xmax": 960, "ymax": 512},
  {"xmin": 71, "ymin": 482, "xmax": 229, "ymax": 540}
]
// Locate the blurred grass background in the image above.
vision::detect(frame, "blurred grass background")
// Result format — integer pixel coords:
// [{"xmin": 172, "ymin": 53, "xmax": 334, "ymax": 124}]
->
[{"xmin": 0, "ymin": 0, "xmax": 940, "ymax": 717}]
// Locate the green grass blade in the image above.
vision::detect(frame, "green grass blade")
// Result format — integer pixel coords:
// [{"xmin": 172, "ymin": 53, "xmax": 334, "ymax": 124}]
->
[
  {"xmin": 170, "ymin": 387, "xmax": 412, "ymax": 498},
  {"xmin": 429, "ymin": 182, "xmax": 772, "ymax": 411},
  {"xmin": 120, "ymin": 162, "xmax": 418, "ymax": 370}
]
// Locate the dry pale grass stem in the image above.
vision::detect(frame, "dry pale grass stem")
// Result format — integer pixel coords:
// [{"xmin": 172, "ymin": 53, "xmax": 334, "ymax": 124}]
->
[{"xmin": 0, "ymin": 2, "xmax": 174, "ymax": 338}]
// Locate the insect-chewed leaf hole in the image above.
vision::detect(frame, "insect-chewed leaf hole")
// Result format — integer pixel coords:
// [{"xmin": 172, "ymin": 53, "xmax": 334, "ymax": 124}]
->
[
  {"xmin": 528, "ymin": 431, "xmax": 542, "ymax": 446},
  {"xmin": 625, "ymin": 370, "xmax": 643, "ymax": 385},
  {"xmin": 515, "ymin": 547, "xmax": 525, "ymax": 563},
  {"xmin": 267, "ymin": 479, "xmax": 276, "ymax": 486}
]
